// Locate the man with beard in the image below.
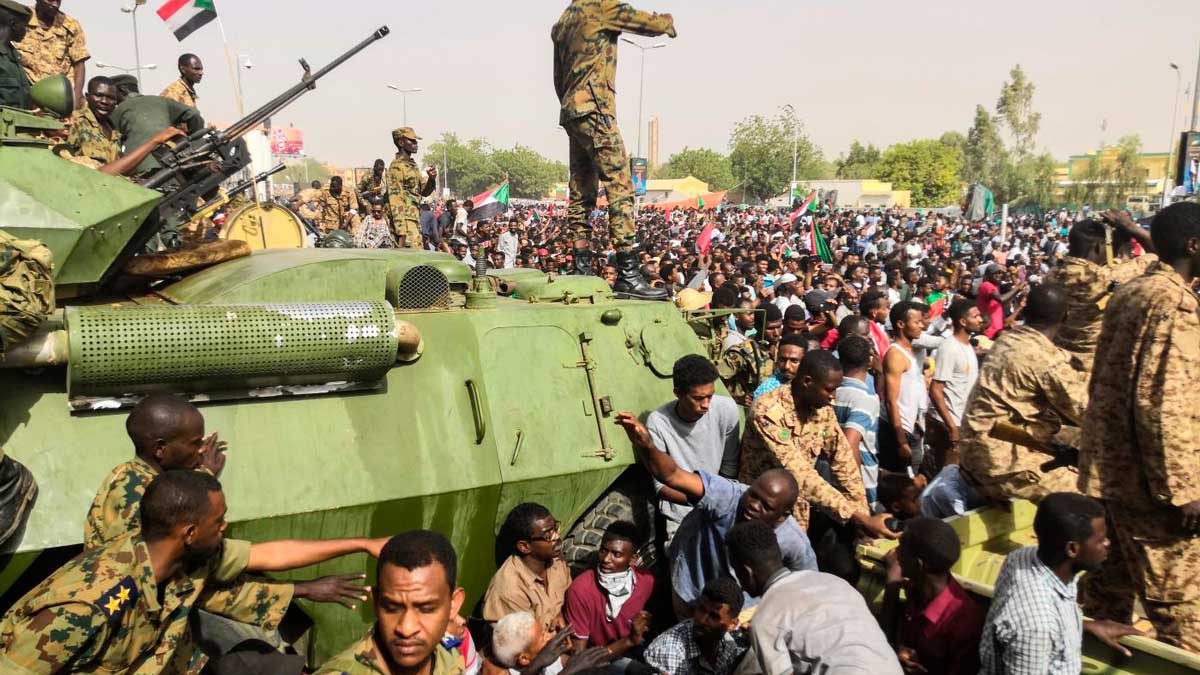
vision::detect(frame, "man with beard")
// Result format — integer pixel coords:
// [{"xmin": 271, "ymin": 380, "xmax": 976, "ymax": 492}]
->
[
  {"xmin": 0, "ymin": 470, "xmax": 388, "ymax": 673},
  {"xmin": 644, "ymin": 577, "xmax": 748, "ymax": 675},
  {"xmin": 752, "ymin": 332, "xmax": 807, "ymax": 400},
  {"xmin": 65, "ymin": 75, "xmax": 120, "ymax": 165},
  {"xmin": 317, "ymin": 530, "xmax": 467, "ymax": 675},
  {"xmin": 614, "ymin": 411, "xmax": 816, "ymax": 615},
  {"xmin": 160, "ymin": 53, "xmax": 202, "ymax": 110}
]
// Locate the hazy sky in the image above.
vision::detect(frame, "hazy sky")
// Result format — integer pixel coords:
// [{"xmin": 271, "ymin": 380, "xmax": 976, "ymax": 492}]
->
[{"xmin": 68, "ymin": 0, "xmax": 1200, "ymax": 169}]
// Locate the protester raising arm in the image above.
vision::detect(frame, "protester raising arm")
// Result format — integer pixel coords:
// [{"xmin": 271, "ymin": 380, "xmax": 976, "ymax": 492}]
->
[{"xmin": 615, "ymin": 412, "xmax": 705, "ymax": 503}]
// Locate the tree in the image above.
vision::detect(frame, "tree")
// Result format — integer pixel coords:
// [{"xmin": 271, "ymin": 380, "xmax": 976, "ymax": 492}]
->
[
  {"xmin": 996, "ymin": 64, "xmax": 1042, "ymax": 160},
  {"xmin": 876, "ymin": 139, "xmax": 963, "ymax": 208},
  {"xmin": 962, "ymin": 105, "xmax": 1008, "ymax": 191},
  {"xmin": 273, "ymin": 157, "xmax": 332, "ymax": 186},
  {"xmin": 728, "ymin": 109, "xmax": 824, "ymax": 202},
  {"xmin": 834, "ymin": 140, "xmax": 882, "ymax": 179},
  {"xmin": 491, "ymin": 144, "xmax": 568, "ymax": 199},
  {"xmin": 938, "ymin": 131, "xmax": 966, "ymax": 157},
  {"xmin": 657, "ymin": 147, "xmax": 736, "ymax": 191},
  {"xmin": 421, "ymin": 133, "xmax": 501, "ymax": 198}
]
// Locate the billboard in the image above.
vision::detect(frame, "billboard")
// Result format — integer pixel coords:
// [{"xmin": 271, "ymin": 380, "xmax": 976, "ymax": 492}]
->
[
  {"xmin": 270, "ymin": 126, "xmax": 305, "ymax": 158},
  {"xmin": 630, "ymin": 157, "xmax": 648, "ymax": 196},
  {"xmin": 1179, "ymin": 131, "xmax": 1200, "ymax": 196}
]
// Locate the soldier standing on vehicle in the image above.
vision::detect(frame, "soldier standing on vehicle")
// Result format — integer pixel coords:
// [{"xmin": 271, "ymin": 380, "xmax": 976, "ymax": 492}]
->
[
  {"xmin": 386, "ymin": 127, "xmax": 436, "ymax": 249},
  {"xmin": 0, "ymin": 470, "xmax": 388, "ymax": 674},
  {"xmin": 0, "ymin": 227, "xmax": 52, "ymax": 547},
  {"xmin": 0, "ymin": 0, "xmax": 31, "ymax": 109},
  {"xmin": 14, "ymin": 0, "xmax": 88, "ymax": 109},
  {"xmin": 551, "ymin": 0, "xmax": 675, "ymax": 300},
  {"xmin": 1044, "ymin": 210, "xmax": 1156, "ymax": 373},
  {"xmin": 1078, "ymin": 202, "xmax": 1200, "ymax": 652},
  {"xmin": 315, "ymin": 175, "xmax": 362, "ymax": 233},
  {"xmin": 358, "ymin": 158, "xmax": 389, "ymax": 209},
  {"xmin": 159, "ymin": 53, "xmax": 202, "ymax": 110},
  {"xmin": 65, "ymin": 75, "xmax": 119, "ymax": 165}
]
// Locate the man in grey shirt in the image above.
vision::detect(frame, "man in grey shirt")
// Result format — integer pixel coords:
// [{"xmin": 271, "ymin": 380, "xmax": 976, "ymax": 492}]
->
[
  {"xmin": 646, "ymin": 355, "xmax": 740, "ymax": 543},
  {"xmin": 727, "ymin": 520, "xmax": 902, "ymax": 675},
  {"xmin": 926, "ymin": 300, "xmax": 982, "ymax": 474}
]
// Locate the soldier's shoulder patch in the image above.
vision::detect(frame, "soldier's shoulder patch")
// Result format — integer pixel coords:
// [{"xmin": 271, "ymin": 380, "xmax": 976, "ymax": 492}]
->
[{"xmin": 94, "ymin": 576, "xmax": 138, "ymax": 625}]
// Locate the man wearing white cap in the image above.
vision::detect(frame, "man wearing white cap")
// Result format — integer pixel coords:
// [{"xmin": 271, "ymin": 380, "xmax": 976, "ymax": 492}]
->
[{"xmin": 772, "ymin": 273, "xmax": 802, "ymax": 315}]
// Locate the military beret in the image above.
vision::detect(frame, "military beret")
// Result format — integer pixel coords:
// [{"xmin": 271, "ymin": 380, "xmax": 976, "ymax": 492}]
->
[
  {"xmin": 110, "ymin": 74, "xmax": 139, "ymax": 92},
  {"xmin": 0, "ymin": 0, "xmax": 31, "ymax": 19},
  {"xmin": 391, "ymin": 127, "xmax": 420, "ymax": 143}
]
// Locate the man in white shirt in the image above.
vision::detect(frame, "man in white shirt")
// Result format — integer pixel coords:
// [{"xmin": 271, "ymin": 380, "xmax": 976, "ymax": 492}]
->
[
  {"xmin": 497, "ymin": 222, "xmax": 519, "ymax": 269},
  {"xmin": 925, "ymin": 299, "xmax": 982, "ymax": 474}
]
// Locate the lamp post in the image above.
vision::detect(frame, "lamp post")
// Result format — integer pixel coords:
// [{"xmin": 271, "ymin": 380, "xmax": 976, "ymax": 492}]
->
[
  {"xmin": 1166, "ymin": 63, "xmax": 1182, "ymax": 207},
  {"xmin": 119, "ymin": 1, "xmax": 147, "ymax": 87},
  {"xmin": 96, "ymin": 61, "xmax": 157, "ymax": 75},
  {"xmin": 620, "ymin": 38, "xmax": 665, "ymax": 158},
  {"xmin": 235, "ymin": 54, "xmax": 253, "ymax": 116},
  {"xmin": 386, "ymin": 86, "xmax": 423, "ymax": 127}
]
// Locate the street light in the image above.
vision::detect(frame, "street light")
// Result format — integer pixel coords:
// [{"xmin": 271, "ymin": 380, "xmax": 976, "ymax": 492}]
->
[
  {"xmin": 386, "ymin": 85, "xmax": 423, "ymax": 127},
  {"xmin": 620, "ymin": 38, "xmax": 666, "ymax": 158},
  {"xmin": 235, "ymin": 54, "xmax": 253, "ymax": 116},
  {"xmin": 1165, "ymin": 63, "xmax": 1182, "ymax": 207},
  {"xmin": 96, "ymin": 61, "xmax": 157, "ymax": 74},
  {"xmin": 119, "ymin": 1, "xmax": 147, "ymax": 87}
]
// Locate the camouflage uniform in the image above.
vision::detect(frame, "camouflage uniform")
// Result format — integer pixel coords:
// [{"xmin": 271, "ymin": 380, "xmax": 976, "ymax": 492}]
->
[
  {"xmin": 314, "ymin": 186, "xmax": 362, "ymax": 234},
  {"xmin": 83, "ymin": 457, "xmax": 294, "ymax": 674},
  {"xmin": 1078, "ymin": 260, "xmax": 1200, "ymax": 652},
  {"xmin": 0, "ymin": 229, "xmax": 54, "ymax": 356},
  {"xmin": 739, "ymin": 385, "xmax": 868, "ymax": 529},
  {"xmin": 552, "ymin": 0, "xmax": 675, "ymax": 245},
  {"xmin": 314, "ymin": 628, "xmax": 465, "ymax": 675},
  {"xmin": 357, "ymin": 174, "xmax": 389, "ymax": 208},
  {"xmin": 385, "ymin": 154, "xmax": 425, "ymax": 249},
  {"xmin": 159, "ymin": 79, "xmax": 198, "ymax": 110},
  {"xmin": 1044, "ymin": 253, "xmax": 1156, "ymax": 372},
  {"xmin": 717, "ymin": 339, "xmax": 773, "ymax": 407},
  {"xmin": 0, "ymin": 534, "xmax": 291, "ymax": 674},
  {"xmin": 296, "ymin": 187, "xmax": 323, "ymax": 223},
  {"xmin": 958, "ymin": 325, "xmax": 1087, "ymax": 502},
  {"xmin": 66, "ymin": 104, "xmax": 119, "ymax": 165},
  {"xmin": 14, "ymin": 9, "xmax": 88, "ymax": 85}
]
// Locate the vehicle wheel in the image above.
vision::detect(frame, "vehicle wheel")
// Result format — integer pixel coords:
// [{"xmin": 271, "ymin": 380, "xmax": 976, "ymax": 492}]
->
[{"xmin": 562, "ymin": 468, "xmax": 658, "ymax": 574}]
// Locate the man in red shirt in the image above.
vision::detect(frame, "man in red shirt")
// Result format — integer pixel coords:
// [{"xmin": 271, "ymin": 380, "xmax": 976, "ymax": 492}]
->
[
  {"xmin": 882, "ymin": 517, "xmax": 985, "ymax": 675},
  {"xmin": 976, "ymin": 265, "xmax": 1025, "ymax": 338},
  {"xmin": 563, "ymin": 522, "xmax": 654, "ymax": 654}
]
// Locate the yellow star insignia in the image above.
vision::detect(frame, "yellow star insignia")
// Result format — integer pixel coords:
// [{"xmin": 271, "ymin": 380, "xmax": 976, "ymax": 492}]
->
[
  {"xmin": 116, "ymin": 587, "xmax": 131, "ymax": 603},
  {"xmin": 104, "ymin": 597, "xmax": 122, "ymax": 615}
]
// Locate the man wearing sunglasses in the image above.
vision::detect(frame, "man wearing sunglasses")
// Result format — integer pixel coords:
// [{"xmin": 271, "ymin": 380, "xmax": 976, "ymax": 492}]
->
[{"xmin": 483, "ymin": 503, "xmax": 572, "ymax": 632}]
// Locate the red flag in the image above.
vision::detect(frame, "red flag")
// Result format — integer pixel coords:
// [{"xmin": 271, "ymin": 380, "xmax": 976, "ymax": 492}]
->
[{"xmin": 697, "ymin": 221, "xmax": 715, "ymax": 254}]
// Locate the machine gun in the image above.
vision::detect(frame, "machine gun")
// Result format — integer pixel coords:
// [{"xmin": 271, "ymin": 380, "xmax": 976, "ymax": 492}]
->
[
  {"xmin": 107, "ymin": 26, "xmax": 390, "ymax": 277},
  {"xmin": 192, "ymin": 163, "xmax": 287, "ymax": 224}
]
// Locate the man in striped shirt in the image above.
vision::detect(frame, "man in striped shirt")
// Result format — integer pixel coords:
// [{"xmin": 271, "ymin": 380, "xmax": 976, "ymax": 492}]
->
[{"xmin": 833, "ymin": 335, "xmax": 881, "ymax": 511}]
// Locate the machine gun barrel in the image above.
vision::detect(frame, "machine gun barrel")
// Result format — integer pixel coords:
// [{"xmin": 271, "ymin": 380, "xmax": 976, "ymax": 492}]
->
[{"xmin": 194, "ymin": 163, "xmax": 286, "ymax": 219}]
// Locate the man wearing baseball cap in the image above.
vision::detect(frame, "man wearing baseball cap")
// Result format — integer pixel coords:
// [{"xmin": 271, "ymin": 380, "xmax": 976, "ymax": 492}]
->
[
  {"xmin": 0, "ymin": 0, "xmax": 31, "ymax": 109},
  {"xmin": 386, "ymin": 126, "xmax": 437, "ymax": 249}
]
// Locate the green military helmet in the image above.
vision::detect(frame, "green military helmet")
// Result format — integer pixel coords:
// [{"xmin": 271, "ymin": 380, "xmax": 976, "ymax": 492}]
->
[
  {"xmin": 29, "ymin": 75, "xmax": 73, "ymax": 117},
  {"xmin": 319, "ymin": 229, "xmax": 354, "ymax": 249}
]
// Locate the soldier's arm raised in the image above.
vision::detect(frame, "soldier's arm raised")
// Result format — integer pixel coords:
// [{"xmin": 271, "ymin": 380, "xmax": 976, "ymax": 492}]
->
[
  {"xmin": 604, "ymin": 1, "xmax": 677, "ymax": 38},
  {"xmin": 246, "ymin": 537, "xmax": 391, "ymax": 572},
  {"xmin": 614, "ymin": 412, "xmax": 705, "ymax": 501}
]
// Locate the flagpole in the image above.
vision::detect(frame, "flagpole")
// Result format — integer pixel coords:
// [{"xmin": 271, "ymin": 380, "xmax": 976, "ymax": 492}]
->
[{"xmin": 216, "ymin": 15, "xmax": 243, "ymax": 116}]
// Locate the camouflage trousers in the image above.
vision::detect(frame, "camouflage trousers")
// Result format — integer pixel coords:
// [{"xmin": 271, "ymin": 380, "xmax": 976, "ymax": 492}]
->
[
  {"xmin": 967, "ymin": 464, "xmax": 1079, "ymax": 503},
  {"xmin": 562, "ymin": 113, "xmax": 636, "ymax": 246},
  {"xmin": 1108, "ymin": 504, "xmax": 1200, "ymax": 652},
  {"xmin": 0, "ymin": 230, "xmax": 54, "ymax": 355},
  {"xmin": 391, "ymin": 218, "xmax": 423, "ymax": 250}
]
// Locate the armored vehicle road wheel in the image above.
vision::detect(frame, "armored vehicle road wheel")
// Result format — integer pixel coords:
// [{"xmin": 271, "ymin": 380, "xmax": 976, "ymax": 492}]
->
[{"xmin": 562, "ymin": 468, "xmax": 659, "ymax": 573}]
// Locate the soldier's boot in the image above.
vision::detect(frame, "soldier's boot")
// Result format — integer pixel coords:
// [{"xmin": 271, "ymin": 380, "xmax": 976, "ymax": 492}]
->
[
  {"xmin": 570, "ymin": 248, "xmax": 594, "ymax": 276},
  {"xmin": 613, "ymin": 250, "xmax": 667, "ymax": 301},
  {"xmin": 0, "ymin": 456, "xmax": 37, "ymax": 546}
]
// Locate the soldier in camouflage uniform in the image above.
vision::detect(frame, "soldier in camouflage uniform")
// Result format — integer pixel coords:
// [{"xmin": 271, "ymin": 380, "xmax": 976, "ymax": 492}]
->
[
  {"xmin": 65, "ymin": 75, "xmax": 119, "ymax": 165},
  {"xmin": 314, "ymin": 176, "xmax": 362, "ymax": 234},
  {"xmin": 357, "ymin": 159, "xmax": 389, "ymax": 209},
  {"xmin": 1045, "ymin": 210, "xmax": 1157, "ymax": 372},
  {"xmin": 315, "ymin": 531, "xmax": 466, "ymax": 675},
  {"xmin": 0, "ymin": 470, "xmax": 385, "ymax": 674},
  {"xmin": 0, "ymin": 0, "xmax": 31, "ymax": 110},
  {"xmin": 386, "ymin": 127, "xmax": 436, "ymax": 249},
  {"xmin": 159, "ymin": 54, "xmax": 201, "ymax": 111},
  {"xmin": 0, "ymin": 228, "xmax": 51, "ymax": 547},
  {"xmin": 739, "ymin": 350, "xmax": 893, "ymax": 542},
  {"xmin": 552, "ymin": 0, "xmax": 675, "ymax": 300},
  {"xmin": 718, "ymin": 337, "xmax": 772, "ymax": 408},
  {"xmin": 1078, "ymin": 202, "xmax": 1200, "ymax": 652},
  {"xmin": 14, "ymin": 0, "xmax": 88, "ymax": 109},
  {"xmin": 959, "ymin": 283, "xmax": 1088, "ymax": 503}
]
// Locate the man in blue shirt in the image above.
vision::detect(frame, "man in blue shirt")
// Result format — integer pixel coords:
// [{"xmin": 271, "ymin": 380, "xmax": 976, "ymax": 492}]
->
[{"xmin": 615, "ymin": 411, "xmax": 817, "ymax": 618}]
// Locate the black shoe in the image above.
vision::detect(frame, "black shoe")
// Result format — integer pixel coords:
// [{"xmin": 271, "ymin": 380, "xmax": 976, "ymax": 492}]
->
[
  {"xmin": 0, "ymin": 456, "xmax": 37, "ymax": 547},
  {"xmin": 571, "ymin": 248, "xmax": 595, "ymax": 276},
  {"xmin": 613, "ymin": 251, "xmax": 668, "ymax": 301}
]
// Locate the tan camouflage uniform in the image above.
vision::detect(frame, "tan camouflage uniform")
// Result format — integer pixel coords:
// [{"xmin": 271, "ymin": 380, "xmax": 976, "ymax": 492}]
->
[
  {"xmin": 66, "ymin": 104, "xmax": 119, "ymax": 165},
  {"xmin": 1044, "ymin": 253, "xmax": 1156, "ymax": 372},
  {"xmin": 958, "ymin": 325, "xmax": 1087, "ymax": 502},
  {"xmin": 82, "ymin": 457, "xmax": 295, "ymax": 674},
  {"xmin": 0, "ymin": 534, "xmax": 291, "ymax": 674},
  {"xmin": 386, "ymin": 154, "xmax": 426, "ymax": 249},
  {"xmin": 552, "ymin": 0, "xmax": 675, "ymax": 245},
  {"xmin": 739, "ymin": 385, "xmax": 868, "ymax": 529},
  {"xmin": 314, "ymin": 186, "xmax": 362, "ymax": 234},
  {"xmin": 357, "ymin": 174, "xmax": 389, "ymax": 209},
  {"xmin": 0, "ymin": 229, "xmax": 53, "ymax": 357},
  {"xmin": 1078, "ymin": 260, "xmax": 1200, "ymax": 651},
  {"xmin": 14, "ymin": 9, "xmax": 87, "ymax": 85},
  {"xmin": 159, "ymin": 79, "xmax": 198, "ymax": 110},
  {"xmin": 314, "ymin": 628, "xmax": 465, "ymax": 675},
  {"xmin": 296, "ymin": 187, "xmax": 323, "ymax": 223},
  {"xmin": 717, "ymin": 339, "xmax": 773, "ymax": 407}
]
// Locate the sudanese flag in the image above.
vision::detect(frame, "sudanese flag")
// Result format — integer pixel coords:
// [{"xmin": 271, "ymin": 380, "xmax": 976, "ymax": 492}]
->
[{"xmin": 157, "ymin": 0, "xmax": 218, "ymax": 42}]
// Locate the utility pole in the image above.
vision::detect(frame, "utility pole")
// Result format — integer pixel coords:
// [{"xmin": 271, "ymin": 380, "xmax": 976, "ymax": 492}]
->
[
  {"xmin": 1167, "ymin": 63, "xmax": 1182, "ymax": 207},
  {"xmin": 621, "ymin": 38, "xmax": 666, "ymax": 158}
]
